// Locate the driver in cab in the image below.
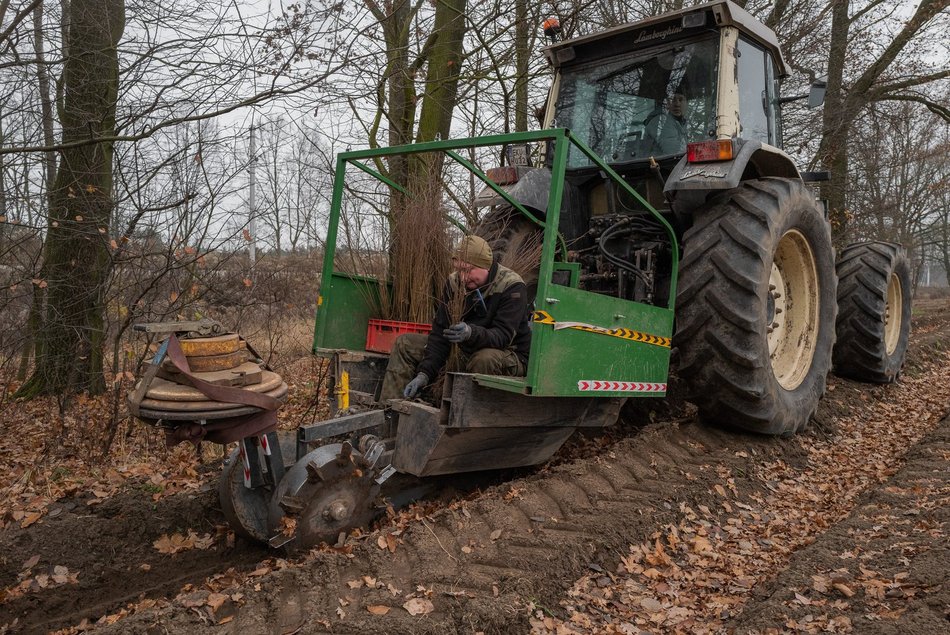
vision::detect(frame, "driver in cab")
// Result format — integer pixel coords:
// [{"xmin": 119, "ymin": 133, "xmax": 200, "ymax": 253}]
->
[{"xmin": 644, "ymin": 91, "xmax": 688, "ymax": 156}]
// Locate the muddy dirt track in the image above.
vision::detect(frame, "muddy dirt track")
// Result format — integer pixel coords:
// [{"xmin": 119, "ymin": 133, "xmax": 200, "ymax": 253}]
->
[{"xmin": 1, "ymin": 299, "xmax": 948, "ymax": 634}]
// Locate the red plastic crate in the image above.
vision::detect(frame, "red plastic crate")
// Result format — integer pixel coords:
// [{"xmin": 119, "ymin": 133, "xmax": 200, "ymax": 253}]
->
[{"xmin": 366, "ymin": 319, "xmax": 432, "ymax": 354}]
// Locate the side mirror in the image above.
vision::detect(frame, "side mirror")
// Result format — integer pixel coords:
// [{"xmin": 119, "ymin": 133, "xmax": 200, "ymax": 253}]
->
[{"xmin": 807, "ymin": 79, "xmax": 827, "ymax": 109}]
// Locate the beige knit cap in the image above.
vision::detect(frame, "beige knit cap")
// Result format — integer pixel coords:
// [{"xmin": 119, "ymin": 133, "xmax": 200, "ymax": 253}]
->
[{"xmin": 453, "ymin": 235, "xmax": 493, "ymax": 270}]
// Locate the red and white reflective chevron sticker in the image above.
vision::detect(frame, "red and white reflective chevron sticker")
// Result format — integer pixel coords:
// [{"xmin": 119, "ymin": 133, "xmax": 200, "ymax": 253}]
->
[
  {"xmin": 259, "ymin": 434, "xmax": 271, "ymax": 456},
  {"xmin": 577, "ymin": 380, "xmax": 667, "ymax": 393},
  {"xmin": 239, "ymin": 443, "xmax": 252, "ymax": 488}
]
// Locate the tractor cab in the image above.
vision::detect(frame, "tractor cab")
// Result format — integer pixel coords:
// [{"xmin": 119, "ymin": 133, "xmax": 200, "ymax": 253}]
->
[{"xmin": 541, "ymin": 0, "xmax": 792, "ymax": 216}]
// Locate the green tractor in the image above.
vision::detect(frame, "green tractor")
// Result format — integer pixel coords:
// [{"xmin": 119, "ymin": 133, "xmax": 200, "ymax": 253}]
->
[{"xmin": 159, "ymin": 0, "xmax": 913, "ymax": 548}]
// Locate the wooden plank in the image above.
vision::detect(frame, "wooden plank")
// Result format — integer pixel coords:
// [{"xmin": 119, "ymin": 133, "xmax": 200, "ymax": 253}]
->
[
  {"xmin": 138, "ymin": 382, "xmax": 288, "ymax": 412},
  {"xmin": 162, "ymin": 348, "xmax": 249, "ymax": 372},
  {"xmin": 144, "ymin": 371, "xmax": 280, "ymax": 400},
  {"xmin": 157, "ymin": 361, "xmax": 263, "ymax": 387}
]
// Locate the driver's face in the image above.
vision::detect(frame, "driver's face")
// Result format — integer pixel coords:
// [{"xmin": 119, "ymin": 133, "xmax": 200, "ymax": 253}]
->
[{"xmin": 669, "ymin": 93, "xmax": 686, "ymax": 117}]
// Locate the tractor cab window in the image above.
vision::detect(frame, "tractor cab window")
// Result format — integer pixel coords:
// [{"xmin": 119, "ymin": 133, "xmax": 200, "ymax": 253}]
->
[
  {"xmin": 736, "ymin": 37, "xmax": 777, "ymax": 145},
  {"xmin": 554, "ymin": 36, "xmax": 719, "ymax": 167}
]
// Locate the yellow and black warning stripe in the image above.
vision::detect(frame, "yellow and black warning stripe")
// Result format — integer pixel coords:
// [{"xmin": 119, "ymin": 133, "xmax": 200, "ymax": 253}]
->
[{"xmin": 532, "ymin": 310, "xmax": 671, "ymax": 348}]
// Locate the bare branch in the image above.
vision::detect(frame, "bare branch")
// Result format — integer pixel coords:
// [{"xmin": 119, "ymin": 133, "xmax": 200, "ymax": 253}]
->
[
  {"xmin": 883, "ymin": 94, "xmax": 950, "ymax": 122},
  {"xmin": 871, "ymin": 69, "xmax": 950, "ymax": 97},
  {"xmin": 0, "ymin": 77, "xmax": 331, "ymax": 155},
  {"xmin": 849, "ymin": 0, "xmax": 950, "ymax": 99},
  {"xmin": 0, "ymin": 0, "xmax": 42, "ymax": 51}
]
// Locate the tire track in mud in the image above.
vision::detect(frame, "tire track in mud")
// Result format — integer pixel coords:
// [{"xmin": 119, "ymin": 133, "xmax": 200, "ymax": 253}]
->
[{"xmin": 98, "ymin": 421, "xmax": 798, "ymax": 635}]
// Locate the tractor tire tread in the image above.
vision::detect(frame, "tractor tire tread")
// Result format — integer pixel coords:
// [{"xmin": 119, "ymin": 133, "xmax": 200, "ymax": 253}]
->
[
  {"xmin": 674, "ymin": 177, "xmax": 837, "ymax": 436},
  {"xmin": 474, "ymin": 205, "xmax": 543, "ymax": 287},
  {"xmin": 832, "ymin": 242, "xmax": 911, "ymax": 383}
]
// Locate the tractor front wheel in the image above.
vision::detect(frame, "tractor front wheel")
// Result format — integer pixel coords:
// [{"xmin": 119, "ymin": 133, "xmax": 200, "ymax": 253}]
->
[{"xmin": 675, "ymin": 178, "xmax": 837, "ymax": 435}]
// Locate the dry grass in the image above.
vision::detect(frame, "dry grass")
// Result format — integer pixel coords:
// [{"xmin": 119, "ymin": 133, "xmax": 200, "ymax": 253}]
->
[{"xmin": 241, "ymin": 315, "xmax": 316, "ymax": 372}]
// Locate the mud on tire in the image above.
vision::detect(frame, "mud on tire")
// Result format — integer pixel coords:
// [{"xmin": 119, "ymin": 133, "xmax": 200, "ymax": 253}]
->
[
  {"xmin": 832, "ymin": 242, "xmax": 911, "ymax": 383},
  {"xmin": 675, "ymin": 178, "xmax": 837, "ymax": 436}
]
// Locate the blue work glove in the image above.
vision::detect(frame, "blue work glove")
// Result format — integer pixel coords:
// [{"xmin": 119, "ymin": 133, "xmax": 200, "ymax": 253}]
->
[
  {"xmin": 403, "ymin": 372, "xmax": 430, "ymax": 399},
  {"xmin": 443, "ymin": 322, "xmax": 472, "ymax": 343}
]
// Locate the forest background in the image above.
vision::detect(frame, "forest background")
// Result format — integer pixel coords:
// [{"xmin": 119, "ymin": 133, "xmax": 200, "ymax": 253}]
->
[{"xmin": 0, "ymin": 0, "xmax": 948, "ymax": 448}]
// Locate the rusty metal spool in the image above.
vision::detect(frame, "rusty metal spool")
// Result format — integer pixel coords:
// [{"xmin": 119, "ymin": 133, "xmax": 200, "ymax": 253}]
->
[
  {"xmin": 164, "ymin": 335, "xmax": 251, "ymax": 373},
  {"xmin": 179, "ymin": 333, "xmax": 243, "ymax": 357}
]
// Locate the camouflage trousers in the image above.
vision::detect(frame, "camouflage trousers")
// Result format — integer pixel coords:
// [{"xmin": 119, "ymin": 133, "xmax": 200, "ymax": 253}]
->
[{"xmin": 379, "ymin": 333, "xmax": 525, "ymax": 401}]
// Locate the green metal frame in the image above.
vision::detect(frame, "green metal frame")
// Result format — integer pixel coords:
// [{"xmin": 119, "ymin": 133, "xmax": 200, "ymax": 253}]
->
[{"xmin": 313, "ymin": 129, "xmax": 679, "ymax": 398}]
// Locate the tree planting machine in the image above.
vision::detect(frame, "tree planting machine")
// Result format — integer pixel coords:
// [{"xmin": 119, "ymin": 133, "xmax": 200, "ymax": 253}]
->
[{"xmin": 132, "ymin": 0, "xmax": 912, "ymax": 549}]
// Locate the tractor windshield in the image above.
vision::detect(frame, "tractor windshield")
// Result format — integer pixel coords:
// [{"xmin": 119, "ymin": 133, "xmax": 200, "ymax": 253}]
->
[{"xmin": 554, "ymin": 36, "xmax": 719, "ymax": 167}]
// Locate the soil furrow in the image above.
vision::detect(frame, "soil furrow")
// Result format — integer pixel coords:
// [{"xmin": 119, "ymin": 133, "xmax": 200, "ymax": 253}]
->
[
  {"xmin": 0, "ymin": 486, "xmax": 269, "ymax": 632},
  {"xmin": 729, "ymin": 413, "xmax": 950, "ymax": 635}
]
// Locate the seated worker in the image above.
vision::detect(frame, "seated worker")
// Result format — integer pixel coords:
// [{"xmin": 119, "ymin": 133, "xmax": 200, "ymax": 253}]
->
[
  {"xmin": 379, "ymin": 234, "xmax": 531, "ymax": 401},
  {"xmin": 643, "ymin": 91, "xmax": 688, "ymax": 155}
]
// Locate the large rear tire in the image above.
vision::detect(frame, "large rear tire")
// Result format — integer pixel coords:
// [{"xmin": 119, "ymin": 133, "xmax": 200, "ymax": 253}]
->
[
  {"xmin": 475, "ymin": 205, "xmax": 543, "ymax": 289},
  {"xmin": 832, "ymin": 242, "xmax": 911, "ymax": 383},
  {"xmin": 675, "ymin": 178, "xmax": 837, "ymax": 436}
]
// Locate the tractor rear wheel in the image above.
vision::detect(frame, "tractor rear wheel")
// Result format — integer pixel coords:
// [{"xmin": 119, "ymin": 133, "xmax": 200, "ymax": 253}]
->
[
  {"xmin": 475, "ymin": 205, "xmax": 543, "ymax": 288},
  {"xmin": 675, "ymin": 178, "xmax": 836, "ymax": 436},
  {"xmin": 832, "ymin": 242, "xmax": 911, "ymax": 383}
]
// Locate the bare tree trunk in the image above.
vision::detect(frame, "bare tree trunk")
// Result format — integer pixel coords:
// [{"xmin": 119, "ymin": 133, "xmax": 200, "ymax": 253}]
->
[
  {"xmin": 0, "ymin": 108, "xmax": 7, "ymax": 313},
  {"xmin": 17, "ymin": 0, "xmax": 59, "ymax": 381},
  {"xmin": 375, "ymin": 0, "xmax": 416, "ymax": 191},
  {"xmin": 514, "ymin": 0, "xmax": 528, "ymax": 133},
  {"xmin": 395, "ymin": 0, "xmax": 466, "ymax": 321},
  {"xmin": 817, "ymin": 0, "xmax": 850, "ymax": 241},
  {"xmin": 371, "ymin": 0, "xmax": 467, "ymax": 321},
  {"xmin": 0, "ymin": 111, "xmax": 6, "ymax": 224},
  {"xmin": 34, "ymin": 2, "xmax": 57, "ymax": 189},
  {"xmin": 414, "ymin": 0, "xmax": 465, "ymax": 145},
  {"xmin": 368, "ymin": 0, "xmax": 417, "ymax": 285},
  {"xmin": 817, "ymin": 0, "xmax": 950, "ymax": 242},
  {"xmin": 941, "ymin": 194, "xmax": 950, "ymax": 285},
  {"xmin": 16, "ymin": 0, "xmax": 125, "ymax": 398}
]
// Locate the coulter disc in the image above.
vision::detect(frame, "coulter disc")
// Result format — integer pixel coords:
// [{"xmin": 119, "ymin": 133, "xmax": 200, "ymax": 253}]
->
[{"xmin": 274, "ymin": 443, "xmax": 381, "ymax": 550}]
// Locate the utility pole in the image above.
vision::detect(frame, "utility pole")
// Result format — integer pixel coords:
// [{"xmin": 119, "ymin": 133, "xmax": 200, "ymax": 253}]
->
[
  {"xmin": 248, "ymin": 122, "xmax": 258, "ymax": 266},
  {"xmin": 924, "ymin": 243, "xmax": 931, "ymax": 287},
  {"xmin": 0, "ymin": 112, "xmax": 7, "ymax": 223}
]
